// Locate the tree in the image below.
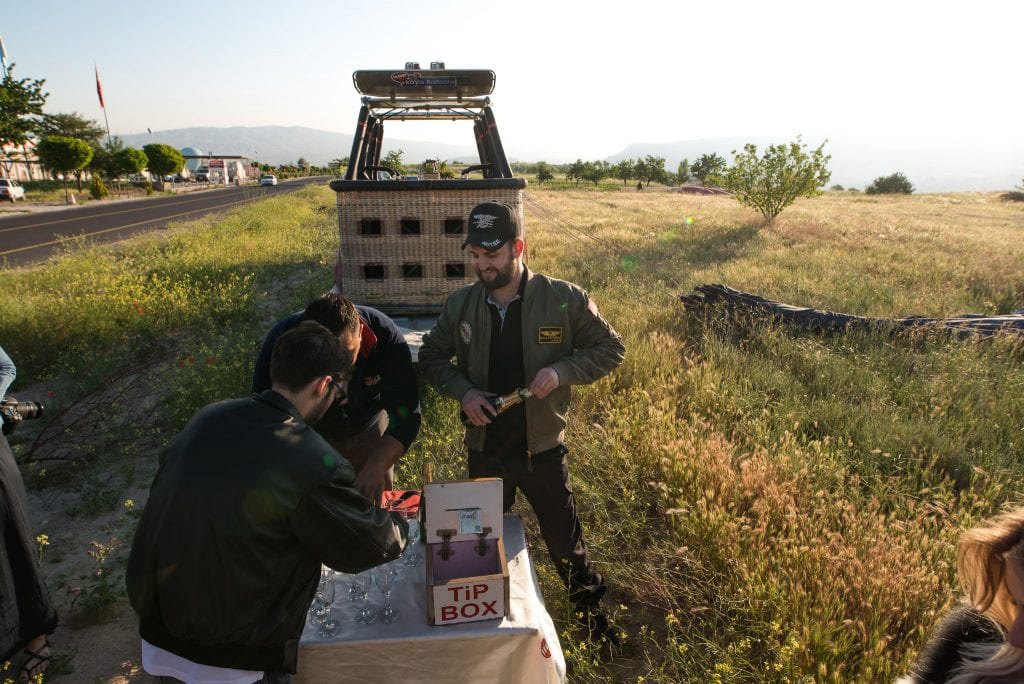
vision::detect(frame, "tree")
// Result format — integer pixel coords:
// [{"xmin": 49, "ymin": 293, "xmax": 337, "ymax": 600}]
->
[
  {"xmin": 536, "ymin": 161, "xmax": 554, "ymax": 184},
  {"xmin": 865, "ymin": 172, "xmax": 914, "ymax": 195},
  {"xmin": 677, "ymin": 158, "xmax": 690, "ymax": 184},
  {"xmin": 583, "ymin": 160, "xmax": 610, "ymax": 186},
  {"xmin": 35, "ymin": 112, "xmax": 104, "ymax": 146},
  {"xmin": 691, "ymin": 153, "xmax": 727, "ymax": 186},
  {"xmin": 566, "ymin": 159, "xmax": 586, "ymax": 186},
  {"xmin": 638, "ymin": 155, "xmax": 667, "ymax": 187},
  {"xmin": 613, "ymin": 159, "xmax": 635, "ymax": 186},
  {"xmin": 719, "ymin": 137, "xmax": 831, "ymax": 223},
  {"xmin": 0, "ymin": 65, "xmax": 48, "ymax": 179},
  {"xmin": 36, "ymin": 136, "xmax": 94, "ymax": 203},
  {"xmin": 296, "ymin": 157, "xmax": 311, "ymax": 173},
  {"xmin": 36, "ymin": 112, "xmax": 107, "ymax": 190},
  {"xmin": 143, "ymin": 143, "xmax": 184, "ymax": 179},
  {"xmin": 113, "ymin": 147, "xmax": 148, "ymax": 179},
  {"xmin": 382, "ymin": 149, "xmax": 404, "ymax": 176}
]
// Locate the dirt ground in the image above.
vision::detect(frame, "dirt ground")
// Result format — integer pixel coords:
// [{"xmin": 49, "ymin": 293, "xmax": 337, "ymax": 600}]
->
[{"xmin": 10, "ymin": 460, "xmax": 159, "ymax": 683}]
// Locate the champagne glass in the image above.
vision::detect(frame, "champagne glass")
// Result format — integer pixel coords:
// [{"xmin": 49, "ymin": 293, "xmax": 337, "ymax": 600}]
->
[
  {"xmin": 310, "ymin": 568, "xmax": 331, "ymax": 624},
  {"xmin": 353, "ymin": 571, "xmax": 376, "ymax": 625},
  {"xmin": 316, "ymin": 578, "xmax": 340, "ymax": 638},
  {"xmin": 402, "ymin": 514, "xmax": 422, "ymax": 567},
  {"xmin": 346, "ymin": 571, "xmax": 368, "ymax": 601},
  {"xmin": 374, "ymin": 566, "xmax": 401, "ymax": 623}
]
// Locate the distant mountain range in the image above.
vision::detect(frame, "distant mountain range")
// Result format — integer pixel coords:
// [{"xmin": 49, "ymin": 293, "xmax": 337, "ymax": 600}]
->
[
  {"xmin": 118, "ymin": 126, "xmax": 478, "ymax": 169},
  {"xmin": 118, "ymin": 126, "xmax": 1022, "ymax": 193}
]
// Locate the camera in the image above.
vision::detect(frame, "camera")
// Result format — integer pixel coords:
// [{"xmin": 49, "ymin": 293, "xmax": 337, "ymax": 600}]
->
[{"xmin": 1, "ymin": 397, "xmax": 44, "ymax": 436}]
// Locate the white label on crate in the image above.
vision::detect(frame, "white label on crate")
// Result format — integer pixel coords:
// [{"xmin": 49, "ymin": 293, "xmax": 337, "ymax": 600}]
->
[
  {"xmin": 433, "ymin": 578, "xmax": 505, "ymax": 625},
  {"xmin": 458, "ymin": 508, "xmax": 483, "ymax": 535}
]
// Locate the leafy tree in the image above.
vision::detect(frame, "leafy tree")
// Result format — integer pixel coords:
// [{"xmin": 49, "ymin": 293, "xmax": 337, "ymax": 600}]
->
[
  {"xmin": 638, "ymin": 155, "xmax": 667, "ymax": 187},
  {"xmin": 382, "ymin": 149, "xmax": 404, "ymax": 175},
  {"xmin": 613, "ymin": 159, "xmax": 635, "ymax": 186},
  {"xmin": 437, "ymin": 160, "xmax": 456, "ymax": 180},
  {"xmin": 719, "ymin": 137, "xmax": 831, "ymax": 223},
  {"xmin": 691, "ymin": 153, "xmax": 727, "ymax": 186},
  {"xmin": 566, "ymin": 159, "xmax": 586, "ymax": 186},
  {"xmin": 35, "ymin": 112, "xmax": 104, "ymax": 146},
  {"xmin": 536, "ymin": 161, "xmax": 554, "ymax": 184},
  {"xmin": 36, "ymin": 112, "xmax": 107, "ymax": 190},
  {"xmin": 583, "ymin": 160, "xmax": 610, "ymax": 186},
  {"xmin": 114, "ymin": 147, "xmax": 148, "ymax": 178},
  {"xmin": 865, "ymin": 172, "xmax": 914, "ymax": 195},
  {"xmin": 143, "ymin": 143, "xmax": 184, "ymax": 179},
  {"xmin": 297, "ymin": 157, "xmax": 311, "ymax": 172},
  {"xmin": 677, "ymin": 158, "xmax": 690, "ymax": 184},
  {"xmin": 36, "ymin": 135, "xmax": 94, "ymax": 203},
  {"xmin": 0, "ymin": 65, "xmax": 48, "ymax": 179}
]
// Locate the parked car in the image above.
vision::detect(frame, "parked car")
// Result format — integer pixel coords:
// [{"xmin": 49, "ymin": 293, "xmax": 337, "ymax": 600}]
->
[
  {"xmin": 0, "ymin": 178, "xmax": 26, "ymax": 202},
  {"xmin": 260, "ymin": 174, "xmax": 278, "ymax": 186},
  {"xmin": 194, "ymin": 167, "xmax": 211, "ymax": 182}
]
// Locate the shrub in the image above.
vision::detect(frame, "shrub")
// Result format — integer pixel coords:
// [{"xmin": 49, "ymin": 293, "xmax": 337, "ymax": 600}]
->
[
  {"xmin": 866, "ymin": 172, "xmax": 914, "ymax": 195},
  {"xmin": 89, "ymin": 174, "xmax": 109, "ymax": 200},
  {"xmin": 719, "ymin": 136, "xmax": 831, "ymax": 223}
]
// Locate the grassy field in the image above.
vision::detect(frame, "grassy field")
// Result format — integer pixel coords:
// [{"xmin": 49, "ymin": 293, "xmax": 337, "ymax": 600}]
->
[{"xmin": 1, "ymin": 184, "xmax": 1022, "ymax": 682}]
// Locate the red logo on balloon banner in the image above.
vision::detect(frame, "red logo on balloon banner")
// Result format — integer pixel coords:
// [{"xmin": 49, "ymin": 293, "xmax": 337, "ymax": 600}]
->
[{"xmin": 540, "ymin": 638, "xmax": 551, "ymax": 658}]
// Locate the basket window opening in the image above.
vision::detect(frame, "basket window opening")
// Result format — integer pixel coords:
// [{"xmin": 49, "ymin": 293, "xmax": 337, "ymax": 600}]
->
[
  {"xmin": 359, "ymin": 219, "xmax": 383, "ymax": 236},
  {"xmin": 400, "ymin": 218, "xmax": 422, "ymax": 235}
]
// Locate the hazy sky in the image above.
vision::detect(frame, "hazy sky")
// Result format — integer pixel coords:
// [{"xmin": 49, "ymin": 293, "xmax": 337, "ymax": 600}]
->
[{"xmin": 3, "ymin": 0, "xmax": 1021, "ymax": 161}]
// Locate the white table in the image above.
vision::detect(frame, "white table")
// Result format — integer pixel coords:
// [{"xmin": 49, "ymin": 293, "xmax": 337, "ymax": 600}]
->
[{"xmin": 296, "ymin": 515, "xmax": 566, "ymax": 683}]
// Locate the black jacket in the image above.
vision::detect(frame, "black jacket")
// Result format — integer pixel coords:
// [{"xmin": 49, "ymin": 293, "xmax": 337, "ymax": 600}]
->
[
  {"xmin": 126, "ymin": 391, "xmax": 406, "ymax": 673},
  {"xmin": 903, "ymin": 605, "xmax": 1004, "ymax": 683},
  {"xmin": 252, "ymin": 306, "xmax": 421, "ymax": 450}
]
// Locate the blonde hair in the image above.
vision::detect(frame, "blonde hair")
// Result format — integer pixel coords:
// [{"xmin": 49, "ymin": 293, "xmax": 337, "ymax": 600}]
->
[{"xmin": 947, "ymin": 507, "xmax": 1024, "ymax": 684}]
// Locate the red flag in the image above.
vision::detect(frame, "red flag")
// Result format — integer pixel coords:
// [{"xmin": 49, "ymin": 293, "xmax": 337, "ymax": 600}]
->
[{"xmin": 95, "ymin": 65, "xmax": 105, "ymax": 109}]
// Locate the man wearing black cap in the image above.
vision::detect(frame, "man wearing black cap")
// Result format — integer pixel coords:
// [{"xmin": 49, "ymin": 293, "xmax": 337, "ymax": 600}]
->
[{"xmin": 419, "ymin": 201, "xmax": 627, "ymax": 649}]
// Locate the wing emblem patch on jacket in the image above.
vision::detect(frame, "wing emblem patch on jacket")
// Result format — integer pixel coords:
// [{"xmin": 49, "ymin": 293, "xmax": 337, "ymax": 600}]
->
[{"xmin": 538, "ymin": 326, "xmax": 563, "ymax": 344}]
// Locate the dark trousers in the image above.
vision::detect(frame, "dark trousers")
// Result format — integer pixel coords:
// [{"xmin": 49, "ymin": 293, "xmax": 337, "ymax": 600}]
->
[{"xmin": 468, "ymin": 438, "xmax": 606, "ymax": 607}]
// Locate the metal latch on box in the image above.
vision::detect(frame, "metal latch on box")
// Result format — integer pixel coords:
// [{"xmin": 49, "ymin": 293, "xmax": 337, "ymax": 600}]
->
[
  {"xmin": 476, "ymin": 527, "xmax": 492, "ymax": 557},
  {"xmin": 437, "ymin": 529, "xmax": 456, "ymax": 560}
]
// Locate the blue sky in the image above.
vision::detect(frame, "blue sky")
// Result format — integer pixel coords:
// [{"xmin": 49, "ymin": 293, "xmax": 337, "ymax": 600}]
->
[{"xmin": 2, "ymin": 0, "xmax": 1022, "ymax": 162}]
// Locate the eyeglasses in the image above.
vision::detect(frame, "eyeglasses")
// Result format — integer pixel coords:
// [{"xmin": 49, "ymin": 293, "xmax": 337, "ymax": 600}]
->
[{"xmin": 330, "ymin": 376, "xmax": 348, "ymax": 403}]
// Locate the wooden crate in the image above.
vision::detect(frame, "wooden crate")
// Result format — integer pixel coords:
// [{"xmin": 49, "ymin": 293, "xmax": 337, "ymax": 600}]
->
[{"xmin": 330, "ymin": 179, "xmax": 526, "ymax": 314}]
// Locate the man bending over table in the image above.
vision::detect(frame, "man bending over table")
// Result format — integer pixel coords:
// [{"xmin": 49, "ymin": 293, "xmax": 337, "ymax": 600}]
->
[{"xmin": 127, "ymin": 321, "xmax": 407, "ymax": 683}]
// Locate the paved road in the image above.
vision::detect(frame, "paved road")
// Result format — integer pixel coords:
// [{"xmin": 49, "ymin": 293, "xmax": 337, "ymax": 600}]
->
[{"xmin": 0, "ymin": 176, "xmax": 331, "ymax": 267}]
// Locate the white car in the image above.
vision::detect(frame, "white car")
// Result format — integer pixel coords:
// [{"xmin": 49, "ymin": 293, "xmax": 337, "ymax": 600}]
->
[
  {"xmin": 0, "ymin": 178, "xmax": 26, "ymax": 202},
  {"xmin": 260, "ymin": 174, "xmax": 278, "ymax": 186}
]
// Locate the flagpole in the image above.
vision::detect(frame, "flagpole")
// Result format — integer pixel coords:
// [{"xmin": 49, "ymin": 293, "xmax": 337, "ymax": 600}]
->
[{"xmin": 95, "ymin": 63, "xmax": 112, "ymax": 147}]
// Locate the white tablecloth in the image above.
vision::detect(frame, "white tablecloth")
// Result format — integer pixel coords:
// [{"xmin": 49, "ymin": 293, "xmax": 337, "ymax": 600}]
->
[{"xmin": 296, "ymin": 515, "xmax": 566, "ymax": 683}]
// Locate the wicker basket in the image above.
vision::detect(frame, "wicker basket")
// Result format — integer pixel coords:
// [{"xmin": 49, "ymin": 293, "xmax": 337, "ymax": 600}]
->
[{"xmin": 330, "ymin": 179, "xmax": 527, "ymax": 313}]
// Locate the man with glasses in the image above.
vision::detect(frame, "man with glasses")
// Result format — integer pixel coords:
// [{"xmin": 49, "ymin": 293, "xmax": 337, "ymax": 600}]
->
[
  {"xmin": 128, "ymin": 321, "xmax": 408, "ymax": 683},
  {"xmin": 253, "ymin": 293, "xmax": 420, "ymax": 505}
]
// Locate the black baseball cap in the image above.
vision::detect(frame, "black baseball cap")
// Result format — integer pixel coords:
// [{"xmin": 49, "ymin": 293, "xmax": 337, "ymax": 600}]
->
[{"xmin": 462, "ymin": 202, "xmax": 519, "ymax": 250}]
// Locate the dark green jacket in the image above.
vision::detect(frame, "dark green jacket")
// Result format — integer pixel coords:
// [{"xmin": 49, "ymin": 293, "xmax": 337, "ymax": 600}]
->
[
  {"xmin": 419, "ymin": 267, "xmax": 625, "ymax": 453},
  {"xmin": 126, "ymin": 391, "xmax": 406, "ymax": 673}
]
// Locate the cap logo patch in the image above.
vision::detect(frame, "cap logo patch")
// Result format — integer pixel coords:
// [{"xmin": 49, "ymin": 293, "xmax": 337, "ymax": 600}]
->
[
  {"xmin": 538, "ymin": 326, "xmax": 562, "ymax": 344},
  {"xmin": 472, "ymin": 213, "xmax": 499, "ymax": 230}
]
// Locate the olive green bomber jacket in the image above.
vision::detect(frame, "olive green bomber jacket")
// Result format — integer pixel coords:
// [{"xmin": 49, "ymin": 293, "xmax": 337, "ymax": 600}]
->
[{"xmin": 419, "ymin": 267, "xmax": 625, "ymax": 454}]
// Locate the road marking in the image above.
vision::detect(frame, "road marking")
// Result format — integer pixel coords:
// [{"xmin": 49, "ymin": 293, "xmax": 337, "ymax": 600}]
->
[
  {"xmin": 0, "ymin": 187, "xmax": 263, "ymax": 234},
  {"xmin": 0, "ymin": 197, "xmax": 256, "ymax": 257}
]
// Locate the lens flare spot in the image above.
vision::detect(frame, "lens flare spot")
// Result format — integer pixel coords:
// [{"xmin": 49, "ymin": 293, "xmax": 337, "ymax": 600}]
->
[{"xmin": 620, "ymin": 255, "xmax": 638, "ymax": 272}]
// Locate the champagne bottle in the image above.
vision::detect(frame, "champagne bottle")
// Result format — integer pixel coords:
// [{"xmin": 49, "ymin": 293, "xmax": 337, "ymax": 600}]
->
[{"xmin": 459, "ymin": 388, "xmax": 532, "ymax": 427}]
